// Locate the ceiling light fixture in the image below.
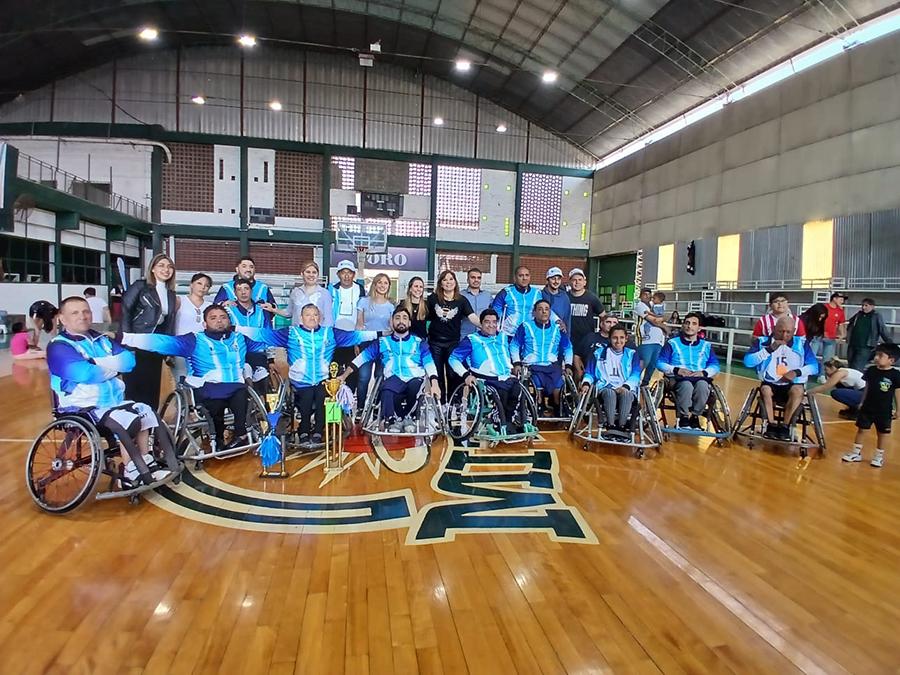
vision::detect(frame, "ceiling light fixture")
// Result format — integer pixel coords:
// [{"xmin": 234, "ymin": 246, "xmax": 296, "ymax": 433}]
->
[
  {"xmin": 541, "ymin": 70, "xmax": 558, "ymax": 83},
  {"xmin": 454, "ymin": 59, "xmax": 472, "ymax": 72},
  {"xmin": 496, "ymin": 123, "xmax": 507, "ymax": 133},
  {"xmin": 237, "ymin": 34, "xmax": 257, "ymax": 47},
  {"xmin": 370, "ymin": 41, "xmax": 382, "ymax": 53},
  {"xmin": 191, "ymin": 95, "xmax": 206, "ymax": 105},
  {"xmin": 269, "ymin": 100, "xmax": 282, "ymax": 111},
  {"xmin": 138, "ymin": 27, "xmax": 159, "ymax": 41},
  {"xmin": 433, "ymin": 117, "xmax": 444, "ymax": 126}
]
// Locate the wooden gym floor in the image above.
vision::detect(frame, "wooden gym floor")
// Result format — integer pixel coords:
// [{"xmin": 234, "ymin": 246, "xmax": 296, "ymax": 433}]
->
[{"xmin": 0, "ymin": 357, "xmax": 898, "ymax": 674}]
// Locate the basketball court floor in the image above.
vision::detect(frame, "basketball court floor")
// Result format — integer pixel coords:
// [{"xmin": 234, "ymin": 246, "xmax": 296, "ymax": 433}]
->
[{"xmin": 0, "ymin": 358, "xmax": 897, "ymax": 673}]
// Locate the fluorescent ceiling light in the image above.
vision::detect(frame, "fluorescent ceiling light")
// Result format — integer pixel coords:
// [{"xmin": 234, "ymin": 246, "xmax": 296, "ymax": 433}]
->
[
  {"xmin": 496, "ymin": 123, "xmax": 507, "ymax": 133},
  {"xmin": 138, "ymin": 27, "xmax": 159, "ymax": 41},
  {"xmin": 237, "ymin": 35, "xmax": 257, "ymax": 47},
  {"xmin": 455, "ymin": 59, "xmax": 472, "ymax": 72},
  {"xmin": 269, "ymin": 100, "xmax": 282, "ymax": 111},
  {"xmin": 191, "ymin": 95, "xmax": 206, "ymax": 105},
  {"xmin": 433, "ymin": 117, "xmax": 444, "ymax": 126},
  {"xmin": 541, "ymin": 71, "xmax": 558, "ymax": 83}
]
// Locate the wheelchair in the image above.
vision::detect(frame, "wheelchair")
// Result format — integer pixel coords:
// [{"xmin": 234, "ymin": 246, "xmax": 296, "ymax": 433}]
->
[
  {"xmin": 649, "ymin": 377, "xmax": 733, "ymax": 446},
  {"xmin": 568, "ymin": 384, "xmax": 662, "ymax": 458},
  {"xmin": 732, "ymin": 384, "xmax": 827, "ymax": 458},
  {"xmin": 446, "ymin": 377, "xmax": 540, "ymax": 447},
  {"xmin": 359, "ymin": 376, "xmax": 445, "ymax": 449},
  {"xmin": 518, "ymin": 363, "xmax": 579, "ymax": 423},
  {"xmin": 25, "ymin": 400, "xmax": 180, "ymax": 514},
  {"xmin": 276, "ymin": 382, "xmax": 353, "ymax": 457},
  {"xmin": 158, "ymin": 378, "xmax": 272, "ymax": 466}
]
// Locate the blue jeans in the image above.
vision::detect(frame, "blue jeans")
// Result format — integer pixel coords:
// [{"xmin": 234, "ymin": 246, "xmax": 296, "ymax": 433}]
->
[
  {"xmin": 357, "ymin": 356, "xmax": 383, "ymax": 412},
  {"xmin": 811, "ymin": 337, "xmax": 837, "ymax": 366},
  {"xmin": 831, "ymin": 386, "xmax": 863, "ymax": 411},
  {"xmin": 637, "ymin": 343, "xmax": 662, "ymax": 387}
]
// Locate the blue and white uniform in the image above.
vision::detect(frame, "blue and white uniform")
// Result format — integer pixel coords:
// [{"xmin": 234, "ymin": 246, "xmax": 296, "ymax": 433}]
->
[
  {"xmin": 511, "ymin": 319, "xmax": 573, "ymax": 393},
  {"xmin": 492, "ymin": 284, "xmax": 544, "ymax": 337},
  {"xmin": 236, "ymin": 325, "xmax": 378, "ymax": 388},
  {"xmin": 582, "ymin": 345, "xmax": 641, "ymax": 391},
  {"xmin": 744, "ymin": 336, "xmax": 818, "ymax": 385},
  {"xmin": 47, "ymin": 330, "xmax": 157, "ymax": 431},
  {"xmin": 214, "ymin": 277, "xmax": 276, "ymax": 305},
  {"xmin": 449, "ymin": 332, "xmax": 514, "ymax": 381},
  {"xmin": 657, "ymin": 336, "xmax": 720, "ymax": 380}
]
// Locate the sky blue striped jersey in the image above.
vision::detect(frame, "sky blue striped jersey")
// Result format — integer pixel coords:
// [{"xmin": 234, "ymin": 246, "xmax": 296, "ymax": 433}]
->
[
  {"xmin": 352, "ymin": 334, "xmax": 438, "ymax": 382},
  {"xmin": 582, "ymin": 345, "xmax": 641, "ymax": 390},
  {"xmin": 448, "ymin": 332, "xmax": 514, "ymax": 380},
  {"xmin": 122, "ymin": 331, "xmax": 248, "ymax": 384},
  {"xmin": 511, "ymin": 320, "xmax": 573, "ymax": 367},
  {"xmin": 47, "ymin": 331, "xmax": 136, "ymax": 410},
  {"xmin": 656, "ymin": 336, "xmax": 720, "ymax": 378}
]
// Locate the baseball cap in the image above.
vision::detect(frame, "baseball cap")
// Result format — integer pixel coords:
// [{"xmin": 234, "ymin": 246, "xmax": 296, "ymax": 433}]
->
[
  {"xmin": 830, "ymin": 291, "xmax": 848, "ymax": 300},
  {"xmin": 336, "ymin": 260, "xmax": 356, "ymax": 273},
  {"xmin": 546, "ymin": 266, "xmax": 563, "ymax": 279},
  {"xmin": 568, "ymin": 268, "xmax": 585, "ymax": 278}
]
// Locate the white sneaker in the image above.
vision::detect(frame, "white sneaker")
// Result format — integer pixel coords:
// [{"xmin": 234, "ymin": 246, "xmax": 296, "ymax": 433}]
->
[
  {"xmin": 150, "ymin": 469, "xmax": 173, "ymax": 482},
  {"xmin": 842, "ymin": 451, "xmax": 863, "ymax": 463},
  {"xmin": 817, "ymin": 375, "xmax": 827, "ymax": 384},
  {"xmin": 870, "ymin": 452, "xmax": 885, "ymax": 468},
  {"xmin": 402, "ymin": 417, "xmax": 417, "ymax": 433},
  {"xmin": 387, "ymin": 420, "xmax": 403, "ymax": 434},
  {"xmin": 123, "ymin": 460, "xmax": 141, "ymax": 482}
]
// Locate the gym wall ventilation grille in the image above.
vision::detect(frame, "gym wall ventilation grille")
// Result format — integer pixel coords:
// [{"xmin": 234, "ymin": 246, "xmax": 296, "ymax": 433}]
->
[
  {"xmin": 436, "ymin": 165, "xmax": 480, "ymax": 230},
  {"xmin": 162, "ymin": 143, "xmax": 214, "ymax": 212},
  {"xmin": 274, "ymin": 151, "xmax": 322, "ymax": 218},
  {"xmin": 520, "ymin": 173, "xmax": 562, "ymax": 236}
]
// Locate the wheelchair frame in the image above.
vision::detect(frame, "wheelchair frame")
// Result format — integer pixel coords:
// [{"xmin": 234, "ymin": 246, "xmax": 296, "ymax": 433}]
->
[
  {"xmin": 732, "ymin": 385, "xmax": 827, "ymax": 458},
  {"xmin": 518, "ymin": 364, "xmax": 579, "ymax": 423},
  {"xmin": 649, "ymin": 377, "xmax": 733, "ymax": 445},
  {"xmin": 25, "ymin": 410, "xmax": 179, "ymax": 514},
  {"xmin": 276, "ymin": 381, "xmax": 354, "ymax": 458},
  {"xmin": 358, "ymin": 375, "xmax": 446, "ymax": 449},
  {"xmin": 158, "ymin": 379, "xmax": 271, "ymax": 465},
  {"xmin": 568, "ymin": 384, "xmax": 662, "ymax": 458},
  {"xmin": 446, "ymin": 377, "xmax": 540, "ymax": 447}
]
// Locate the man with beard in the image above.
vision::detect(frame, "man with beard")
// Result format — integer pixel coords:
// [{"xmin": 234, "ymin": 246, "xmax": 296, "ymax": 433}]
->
[{"xmin": 214, "ymin": 255, "xmax": 277, "ymax": 306}]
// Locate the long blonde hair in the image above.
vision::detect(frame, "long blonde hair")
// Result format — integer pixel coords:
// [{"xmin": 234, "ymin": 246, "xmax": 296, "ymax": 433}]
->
[
  {"xmin": 368, "ymin": 273, "xmax": 392, "ymax": 302},
  {"xmin": 146, "ymin": 253, "xmax": 176, "ymax": 291},
  {"xmin": 402, "ymin": 276, "xmax": 428, "ymax": 321}
]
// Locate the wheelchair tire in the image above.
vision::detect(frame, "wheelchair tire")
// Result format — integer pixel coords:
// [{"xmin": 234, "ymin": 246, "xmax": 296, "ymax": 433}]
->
[
  {"xmin": 158, "ymin": 391, "xmax": 185, "ymax": 444},
  {"xmin": 733, "ymin": 388, "xmax": 758, "ymax": 440},
  {"xmin": 513, "ymin": 381, "xmax": 540, "ymax": 431},
  {"xmin": 807, "ymin": 394, "xmax": 827, "ymax": 455},
  {"xmin": 568, "ymin": 389, "xmax": 590, "ymax": 436},
  {"xmin": 560, "ymin": 371, "xmax": 579, "ymax": 417},
  {"xmin": 447, "ymin": 382, "xmax": 483, "ymax": 442},
  {"xmin": 361, "ymin": 376, "xmax": 383, "ymax": 431},
  {"xmin": 26, "ymin": 416, "xmax": 104, "ymax": 514},
  {"xmin": 246, "ymin": 388, "xmax": 270, "ymax": 442},
  {"xmin": 641, "ymin": 387, "xmax": 663, "ymax": 446},
  {"xmin": 710, "ymin": 384, "xmax": 733, "ymax": 436}
]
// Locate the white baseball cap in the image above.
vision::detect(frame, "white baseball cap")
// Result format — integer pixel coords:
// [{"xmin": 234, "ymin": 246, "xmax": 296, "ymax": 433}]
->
[
  {"xmin": 546, "ymin": 266, "xmax": 563, "ymax": 279},
  {"xmin": 336, "ymin": 260, "xmax": 356, "ymax": 273},
  {"xmin": 568, "ymin": 268, "xmax": 585, "ymax": 278}
]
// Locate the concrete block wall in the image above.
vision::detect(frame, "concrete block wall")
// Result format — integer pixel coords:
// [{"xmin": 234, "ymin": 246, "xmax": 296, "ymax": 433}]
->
[{"xmin": 590, "ymin": 30, "xmax": 900, "ymax": 259}]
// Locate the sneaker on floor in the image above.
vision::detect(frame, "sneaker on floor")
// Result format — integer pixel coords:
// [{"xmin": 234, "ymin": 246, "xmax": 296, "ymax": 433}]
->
[
  {"xmin": 842, "ymin": 451, "xmax": 863, "ymax": 463},
  {"xmin": 689, "ymin": 416, "xmax": 702, "ymax": 429},
  {"xmin": 223, "ymin": 434, "xmax": 250, "ymax": 451},
  {"xmin": 149, "ymin": 469, "xmax": 173, "ymax": 484},
  {"xmin": 870, "ymin": 451, "xmax": 885, "ymax": 468},
  {"xmin": 123, "ymin": 461, "xmax": 141, "ymax": 483},
  {"xmin": 778, "ymin": 425, "xmax": 793, "ymax": 441},
  {"xmin": 838, "ymin": 408, "xmax": 858, "ymax": 420},
  {"xmin": 387, "ymin": 420, "xmax": 403, "ymax": 434},
  {"xmin": 298, "ymin": 432, "xmax": 310, "ymax": 445},
  {"xmin": 310, "ymin": 433, "xmax": 323, "ymax": 445},
  {"xmin": 402, "ymin": 417, "xmax": 417, "ymax": 433},
  {"xmin": 677, "ymin": 416, "xmax": 691, "ymax": 429}
]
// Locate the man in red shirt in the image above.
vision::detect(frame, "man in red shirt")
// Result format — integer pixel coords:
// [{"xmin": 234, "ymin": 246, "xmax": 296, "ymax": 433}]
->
[
  {"xmin": 816, "ymin": 292, "xmax": 847, "ymax": 382},
  {"xmin": 753, "ymin": 292, "xmax": 806, "ymax": 338}
]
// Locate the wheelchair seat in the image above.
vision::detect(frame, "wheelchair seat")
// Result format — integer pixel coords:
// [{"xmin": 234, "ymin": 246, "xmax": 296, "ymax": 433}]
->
[
  {"xmin": 568, "ymin": 384, "xmax": 662, "ymax": 458},
  {"xmin": 732, "ymin": 385, "xmax": 826, "ymax": 458},
  {"xmin": 649, "ymin": 376, "xmax": 733, "ymax": 444}
]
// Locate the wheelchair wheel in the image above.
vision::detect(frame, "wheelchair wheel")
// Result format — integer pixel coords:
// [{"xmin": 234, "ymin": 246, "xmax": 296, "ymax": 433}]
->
[
  {"xmin": 246, "ymin": 387, "xmax": 270, "ymax": 441},
  {"xmin": 649, "ymin": 380, "xmax": 665, "ymax": 410},
  {"xmin": 512, "ymin": 381, "xmax": 540, "ymax": 431},
  {"xmin": 447, "ymin": 382, "xmax": 482, "ymax": 441},
  {"xmin": 26, "ymin": 417, "xmax": 104, "ymax": 514},
  {"xmin": 708, "ymin": 384, "xmax": 733, "ymax": 438},
  {"xmin": 560, "ymin": 371, "xmax": 579, "ymax": 417},
  {"xmin": 158, "ymin": 390, "xmax": 185, "ymax": 443},
  {"xmin": 361, "ymin": 376, "xmax": 383, "ymax": 430},
  {"xmin": 640, "ymin": 387, "xmax": 663, "ymax": 446},
  {"xmin": 807, "ymin": 394, "xmax": 827, "ymax": 455},
  {"xmin": 568, "ymin": 389, "xmax": 590, "ymax": 436},
  {"xmin": 733, "ymin": 387, "xmax": 758, "ymax": 440}
]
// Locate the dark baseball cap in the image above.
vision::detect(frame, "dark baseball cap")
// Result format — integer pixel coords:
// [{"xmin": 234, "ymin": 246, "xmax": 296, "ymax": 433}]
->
[{"xmin": 830, "ymin": 292, "xmax": 848, "ymax": 300}]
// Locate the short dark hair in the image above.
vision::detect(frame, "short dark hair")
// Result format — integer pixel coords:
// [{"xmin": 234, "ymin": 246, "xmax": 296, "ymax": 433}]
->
[
  {"xmin": 768, "ymin": 292, "xmax": 788, "ymax": 303},
  {"xmin": 392, "ymin": 306, "xmax": 411, "ymax": 320},
  {"xmin": 300, "ymin": 303, "xmax": 320, "ymax": 315},
  {"xmin": 191, "ymin": 272, "xmax": 212, "ymax": 285},
  {"xmin": 83, "ymin": 287, "xmax": 96, "ymax": 297},
  {"xmin": 236, "ymin": 256, "xmax": 255, "ymax": 266},
  {"xmin": 830, "ymin": 292, "xmax": 847, "ymax": 300},
  {"xmin": 609, "ymin": 323, "xmax": 628, "ymax": 337},
  {"xmin": 11, "ymin": 321, "xmax": 25, "ymax": 334},
  {"xmin": 534, "ymin": 299, "xmax": 551, "ymax": 311},
  {"xmin": 515, "ymin": 265, "xmax": 530, "ymax": 275},
  {"xmin": 640, "ymin": 287, "xmax": 653, "ymax": 294},
  {"xmin": 874, "ymin": 343, "xmax": 900, "ymax": 361},
  {"xmin": 684, "ymin": 311, "xmax": 703, "ymax": 325},
  {"xmin": 862, "ymin": 297, "xmax": 875, "ymax": 305},
  {"xmin": 203, "ymin": 304, "xmax": 229, "ymax": 321},
  {"xmin": 234, "ymin": 278, "xmax": 252, "ymax": 290},
  {"xmin": 480, "ymin": 308, "xmax": 499, "ymax": 322},
  {"xmin": 467, "ymin": 267, "xmax": 483, "ymax": 276}
]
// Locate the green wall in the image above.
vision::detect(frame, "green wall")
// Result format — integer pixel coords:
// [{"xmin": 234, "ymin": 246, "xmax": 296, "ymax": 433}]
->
[{"xmin": 592, "ymin": 253, "xmax": 637, "ymax": 311}]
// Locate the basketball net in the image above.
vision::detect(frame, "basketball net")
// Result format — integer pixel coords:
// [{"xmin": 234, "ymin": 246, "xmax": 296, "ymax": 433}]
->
[{"xmin": 356, "ymin": 245, "xmax": 369, "ymax": 277}]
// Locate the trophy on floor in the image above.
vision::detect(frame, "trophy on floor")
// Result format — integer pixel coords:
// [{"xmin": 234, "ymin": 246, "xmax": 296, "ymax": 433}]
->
[{"xmin": 323, "ymin": 362, "xmax": 345, "ymax": 471}]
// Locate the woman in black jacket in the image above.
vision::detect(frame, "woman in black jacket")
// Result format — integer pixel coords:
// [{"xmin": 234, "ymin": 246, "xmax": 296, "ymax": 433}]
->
[{"xmin": 121, "ymin": 253, "xmax": 177, "ymax": 409}]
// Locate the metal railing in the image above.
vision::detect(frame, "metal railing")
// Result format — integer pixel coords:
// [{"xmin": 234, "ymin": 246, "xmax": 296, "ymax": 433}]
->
[
  {"xmin": 16, "ymin": 152, "xmax": 150, "ymax": 221},
  {"xmin": 654, "ymin": 277, "xmax": 900, "ymax": 293}
]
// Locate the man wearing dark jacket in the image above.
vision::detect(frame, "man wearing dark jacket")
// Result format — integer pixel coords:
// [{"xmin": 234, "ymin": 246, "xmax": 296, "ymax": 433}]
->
[{"xmin": 847, "ymin": 298, "xmax": 892, "ymax": 371}]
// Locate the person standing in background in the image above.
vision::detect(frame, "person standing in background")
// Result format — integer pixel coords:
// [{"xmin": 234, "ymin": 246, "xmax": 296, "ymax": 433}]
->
[
  {"xmin": 427, "ymin": 270, "xmax": 479, "ymax": 404},
  {"xmin": 846, "ymin": 298, "xmax": 891, "ymax": 372},
  {"xmin": 170, "ymin": 273, "xmax": 212, "ymax": 383},
  {"xmin": 289, "ymin": 261, "xmax": 333, "ymax": 327},
  {"xmin": 120, "ymin": 253, "xmax": 177, "ymax": 409},
  {"xmin": 83, "ymin": 287, "xmax": 111, "ymax": 327},
  {"xmin": 460, "ymin": 268, "xmax": 493, "ymax": 340},
  {"xmin": 330, "ymin": 260, "xmax": 367, "ymax": 393},
  {"xmin": 634, "ymin": 288, "xmax": 667, "ymax": 387},
  {"xmin": 819, "ymin": 292, "xmax": 848, "ymax": 382},
  {"xmin": 541, "ymin": 267, "xmax": 572, "ymax": 331},
  {"xmin": 398, "ymin": 276, "xmax": 429, "ymax": 340},
  {"xmin": 355, "ymin": 273, "xmax": 395, "ymax": 412},
  {"xmin": 214, "ymin": 256, "xmax": 276, "ymax": 306},
  {"xmin": 567, "ymin": 267, "xmax": 605, "ymax": 381}
]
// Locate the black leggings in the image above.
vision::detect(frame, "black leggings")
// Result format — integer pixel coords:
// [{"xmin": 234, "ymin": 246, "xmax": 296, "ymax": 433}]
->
[
  {"xmin": 122, "ymin": 350, "xmax": 163, "ymax": 410},
  {"xmin": 200, "ymin": 389, "xmax": 249, "ymax": 445},
  {"xmin": 430, "ymin": 341, "xmax": 460, "ymax": 404},
  {"xmin": 293, "ymin": 384, "xmax": 326, "ymax": 437},
  {"xmin": 99, "ymin": 406, "xmax": 178, "ymax": 485}
]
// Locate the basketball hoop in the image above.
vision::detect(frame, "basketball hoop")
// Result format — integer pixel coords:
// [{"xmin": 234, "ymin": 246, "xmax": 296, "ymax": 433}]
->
[{"xmin": 335, "ymin": 220, "xmax": 387, "ymax": 278}]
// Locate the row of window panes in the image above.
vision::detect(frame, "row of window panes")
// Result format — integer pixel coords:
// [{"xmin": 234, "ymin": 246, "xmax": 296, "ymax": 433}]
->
[{"xmin": 0, "ymin": 237, "xmax": 104, "ymax": 284}]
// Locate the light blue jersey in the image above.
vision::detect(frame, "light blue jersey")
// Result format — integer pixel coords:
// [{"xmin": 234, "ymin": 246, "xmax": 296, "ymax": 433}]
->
[
  {"xmin": 237, "ymin": 325, "xmax": 378, "ymax": 387},
  {"xmin": 47, "ymin": 331, "xmax": 135, "ymax": 410},
  {"xmin": 122, "ymin": 331, "xmax": 248, "ymax": 385},
  {"xmin": 657, "ymin": 336, "xmax": 720, "ymax": 379},
  {"xmin": 448, "ymin": 332, "xmax": 514, "ymax": 380},
  {"xmin": 491, "ymin": 285, "xmax": 544, "ymax": 336},
  {"xmin": 744, "ymin": 336, "xmax": 818, "ymax": 384},
  {"xmin": 511, "ymin": 320, "xmax": 573, "ymax": 367},
  {"xmin": 582, "ymin": 345, "xmax": 640, "ymax": 390},
  {"xmin": 226, "ymin": 302, "xmax": 272, "ymax": 351},
  {"xmin": 352, "ymin": 334, "xmax": 438, "ymax": 382}
]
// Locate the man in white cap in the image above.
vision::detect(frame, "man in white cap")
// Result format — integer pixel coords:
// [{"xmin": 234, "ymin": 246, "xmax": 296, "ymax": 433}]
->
[
  {"xmin": 330, "ymin": 258, "xmax": 367, "ymax": 391},
  {"xmin": 541, "ymin": 267, "xmax": 571, "ymax": 333},
  {"xmin": 567, "ymin": 267, "xmax": 606, "ymax": 380}
]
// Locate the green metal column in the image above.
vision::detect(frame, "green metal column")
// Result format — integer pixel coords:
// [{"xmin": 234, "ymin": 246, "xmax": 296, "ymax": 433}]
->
[
  {"xmin": 150, "ymin": 146, "xmax": 163, "ymax": 253},
  {"xmin": 586, "ymin": 256, "xmax": 601, "ymax": 295},
  {"xmin": 320, "ymin": 151, "xmax": 333, "ymax": 275},
  {"xmin": 427, "ymin": 158, "xmax": 438, "ymax": 281},
  {"xmin": 239, "ymin": 145, "xmax": 249, "ymax": 256},
  {"xmin": 511, "ymin": 163, "xmax": 523, "ymax": 277}
]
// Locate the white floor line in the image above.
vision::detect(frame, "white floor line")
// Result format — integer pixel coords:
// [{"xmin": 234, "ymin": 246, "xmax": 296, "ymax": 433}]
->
[{"xmin": 0, "ymin": 438, "xmax": 32, "ymax": 442}]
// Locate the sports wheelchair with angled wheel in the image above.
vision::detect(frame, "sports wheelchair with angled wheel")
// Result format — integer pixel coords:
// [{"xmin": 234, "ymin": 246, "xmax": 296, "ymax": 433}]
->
[
  {"xmin": 649, "ymin": 377, "xmax": 732, "ymax": 445},
  {"xmin": 26, "ymin": 399, "xmax": 181, "ymax": 514},
  {"xmin": 732, "ymin": 385, "xmax": 826, "ymax": 458},
  {"xmin": 446, "ymin": 377, "xmax": 540, "ymax": 447},
  {"xmin": 158, "ymin": 378, "xmax": 272, "ymax": 466},
  {"xmin": 517, "ymin": 364, "xmax": 579, "ymax": 423},
  {"xmin": 568, "ymin": 384, "xmax": 662, "ymax": 458}
]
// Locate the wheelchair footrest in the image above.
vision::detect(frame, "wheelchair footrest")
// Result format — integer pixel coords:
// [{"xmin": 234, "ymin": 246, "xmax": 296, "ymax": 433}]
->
[
  {"xmin": 661, "ymin": 426, "xmax": 731, "ymax": 439},
  {"xmin": 96, "ymin": 470, "xmax": 180, "ymax": 500}
]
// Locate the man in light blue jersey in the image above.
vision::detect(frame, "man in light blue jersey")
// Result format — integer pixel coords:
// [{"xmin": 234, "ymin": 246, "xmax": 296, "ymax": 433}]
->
[
  {"xmin": 491, "ymin": 265, "xmax": 545, "ymax": 337},
  {"xmin": 236, "ymin": 303, "xmax": 381, "ymax": 445},
  {"xmin": 48, "ymin": 297, "xmax": 178, "ymax": 486},
  {"xmin": 225, "ymin": 278, "xmax": 275, "ymax": 396},
  {"xmin": 449, "ymin": 308, "xmax": 520, "ymax": 433},
  {"xmin": 120, "ymin": 304, "xmax": 254, "ymax": 451},
  {"xmin": 214, "ymin": 255, "xmax": 277, "ymax": 306},
  {"xmin": 656, "ymin": 312, "xmax": 720, "ymax": 429},
  {"xmin": 581, "ymin": 324, "xmax": 641, "ymax": 434},
  {"xmin": 339, "ymin": 307, "xmax": 440, "ymax": 433},
  {"xmin": 511, "ymin": 299, "xmax": 574, "ymax": 411}
]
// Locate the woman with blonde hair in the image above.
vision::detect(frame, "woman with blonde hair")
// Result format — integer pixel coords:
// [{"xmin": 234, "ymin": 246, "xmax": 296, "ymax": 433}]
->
[
  {"xmin": 398, "ymin": 276, "xmax": 429, "ymax": 340},
  {"xmin": 120, "ymin": 253, "xmax": 177, "ymax": 408},
  {"xmin": 287, "ymin": 260, "xmax": 332, "ymax": 326},
  {"xmin": 427, "ymin": 270, "xmax": 479, "ymax": 403},
  {"xmin": 809, "ymin": 357, "xmax": 866, "ymax": 418},
  {"xmin": 355, "ymin": 272, "xmax": 394, "ymax": 410}
]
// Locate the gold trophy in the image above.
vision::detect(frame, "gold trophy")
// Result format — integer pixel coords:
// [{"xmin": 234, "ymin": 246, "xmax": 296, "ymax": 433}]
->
[{"xmin": 323, "ymin": 362, "xmax": 344, "ymax": 470}]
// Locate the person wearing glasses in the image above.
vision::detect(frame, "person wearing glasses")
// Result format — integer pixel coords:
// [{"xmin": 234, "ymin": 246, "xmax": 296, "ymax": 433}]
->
[
  {"xmin": 753, "ymin": 292, "xmax": 806, "ymax": 339},
  {"xmin": 171, "ymin": 273, "xmax": 213, "ymax": 383}
]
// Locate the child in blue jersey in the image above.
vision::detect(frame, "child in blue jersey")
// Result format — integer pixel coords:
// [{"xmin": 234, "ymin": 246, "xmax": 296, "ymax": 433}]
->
[
  {"xmin": 581, "ymin": 324, "xmax": 641, "ymax": 435},
  {"xmin": 449, "ymin": 308, "xmax": 522, "ymax": 434},
  {"xmin": 226, "ymin": 278, "xmax": 275, "ymax": 396},
  {"xmin": 121, "ymin": 305, "xmax": 255, "ymax": 452},
  {"xmin": 214, "ymin": 255, "xmax": 276, "ymax": 306},
  {"xmin": 511, "ymin": 299, "xmax": 574, "ymax": 413},
  {"xmin": 492, "ymin": 265, "xmax": 544, "ymax": 337},
  {"xmin": 656, "ymin": 312, "xmax": 720, "ymax": 428},
  {"xmin": 237, "ymin": 304, "xmax": 381, "ymax": 445},
  {"xmin": 339, "ymin": 307, "xmax": 440, "ymax": 433},
  {"xmin": 48, "ymin": 297, "xmax": 178, "ymax": 485},
  {"xmin": 744, "ymin": 315, "xmax": 819, "ymax": 440}
]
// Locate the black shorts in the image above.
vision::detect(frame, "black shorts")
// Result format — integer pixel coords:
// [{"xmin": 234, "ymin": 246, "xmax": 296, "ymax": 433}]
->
[
  {"xmin": 856, "ymin": 412, "xmax": 892, "ymax": 434},
  {"xmin": 761, "ymin": 382, "xmax": 801, "ymax": 407}
]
